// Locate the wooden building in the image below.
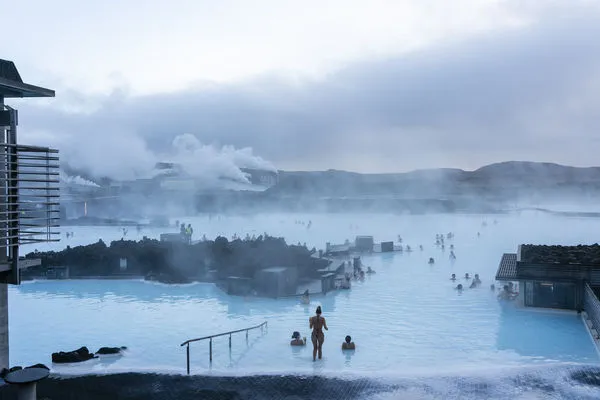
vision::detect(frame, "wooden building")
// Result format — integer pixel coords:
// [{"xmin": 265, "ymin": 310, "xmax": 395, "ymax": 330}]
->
[{"xmin": 495, "ymin": 244, "xmax": 600, "ymax": 310}]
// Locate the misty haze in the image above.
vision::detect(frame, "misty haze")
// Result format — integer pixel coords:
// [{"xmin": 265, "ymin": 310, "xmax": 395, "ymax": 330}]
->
[{"xmin": 2, "ymin": 1, "xmax": 600, "ymax": 399}]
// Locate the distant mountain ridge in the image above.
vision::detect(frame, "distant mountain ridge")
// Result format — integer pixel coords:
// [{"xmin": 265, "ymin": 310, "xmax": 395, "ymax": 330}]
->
[{"xmin": 271, "ymin": 161, "xmax": 600, "ymax": 197}]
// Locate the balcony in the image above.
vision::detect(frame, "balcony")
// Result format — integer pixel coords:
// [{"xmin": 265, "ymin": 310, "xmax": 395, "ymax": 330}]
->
[{"xmin": 0, "ymin": 59, "xmax": 59, "ymax": 284}]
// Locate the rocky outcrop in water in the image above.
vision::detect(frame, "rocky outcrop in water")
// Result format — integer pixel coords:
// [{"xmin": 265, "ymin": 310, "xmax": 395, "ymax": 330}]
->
[
  {"xmin": 51, "ymin": 347, "xmax": 97, "ymax": 363},
  {"xmin": 23, "ymin": 235, "xmax": 329, "ymax": 289},
  {"xmin": 96, "ymin": 346, "xmax": 127, "ymax": 355}
]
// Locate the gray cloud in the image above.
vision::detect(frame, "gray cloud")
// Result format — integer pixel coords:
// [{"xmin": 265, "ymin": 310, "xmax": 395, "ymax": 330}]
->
[{"xmin": 14, "ymin": 6, "xmax": 600, "ymax": 175}]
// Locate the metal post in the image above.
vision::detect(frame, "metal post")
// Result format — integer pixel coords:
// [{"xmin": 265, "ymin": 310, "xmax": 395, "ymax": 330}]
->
[
  {"xmin": 209, "ymin": 338, "xmax": 212, "ymax": 362},
  {"xmin": 229, "ymin": 334, "xmax": 231, "ymax": 348},
  {"xmin": 186, "ymin": 344, "xmax": 190, "ymax": 375},
  {"xmin": 6, "ymin": 108, "xmax": 18, "ymax": 285}
]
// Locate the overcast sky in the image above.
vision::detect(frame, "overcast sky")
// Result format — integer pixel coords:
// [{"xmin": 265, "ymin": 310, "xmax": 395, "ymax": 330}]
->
[{"xmin": 4, "ymin": 0, "xmax": 600, "ymax": 174}]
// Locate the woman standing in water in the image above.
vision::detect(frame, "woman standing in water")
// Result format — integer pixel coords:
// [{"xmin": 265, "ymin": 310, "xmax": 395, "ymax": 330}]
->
[{"xmin": 309, "ymin": 306, "xmax": 328, "ymax": 361}]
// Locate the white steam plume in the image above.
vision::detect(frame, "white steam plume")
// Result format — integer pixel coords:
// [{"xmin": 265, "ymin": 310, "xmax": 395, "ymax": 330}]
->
[
  {"xmin": 59, "ymin": 132, "xmax": 275, "ymax": 183},
  {"xmin": 60, "ymin": 172, "xmax": 100, "ymax": 187},
  {"xmin": 163, "ymin": 133, "xmax": 275, "ymax": 184}
]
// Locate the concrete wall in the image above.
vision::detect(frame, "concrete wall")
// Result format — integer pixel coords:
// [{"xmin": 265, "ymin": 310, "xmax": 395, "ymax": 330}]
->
[
  {"xmin": 226, "ymin": 277, "xmax": 253, "ymax": 296},
  {"xmin": 518, "ymin": 281, "xmax": 525, "ymax": 307},
  {"xmin": 355, "ymin": 236, "xmax": 374, "ymax": 252},
  {"xmin": 254, "ymin": 268, "xmax": 298, "ymax": 297}
]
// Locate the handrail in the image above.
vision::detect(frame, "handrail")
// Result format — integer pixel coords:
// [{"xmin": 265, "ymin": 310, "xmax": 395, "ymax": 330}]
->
[
  {"xmin": 180, "ymin": 321, "xmax": 267, "ymax": 346},
  {"xmin": 181, "ymin": 321, "xmax": 268, "ymax": 375}
]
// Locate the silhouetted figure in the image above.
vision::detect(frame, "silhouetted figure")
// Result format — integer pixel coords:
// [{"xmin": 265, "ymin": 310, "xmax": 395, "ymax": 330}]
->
[
  {"xmin": 342, "ymin": 335, "xmax": 355, "ymax": 350},
  {"xmin": 186, "ymin": 224, "xmax": 194, "ymax": 244},
  {"xmin": 291, "ymin": 331, "xmax": 306, "ymax": 346},
  {"xmin": 310, "ymin": 306, "xmax": 328, "ymax": 361}
]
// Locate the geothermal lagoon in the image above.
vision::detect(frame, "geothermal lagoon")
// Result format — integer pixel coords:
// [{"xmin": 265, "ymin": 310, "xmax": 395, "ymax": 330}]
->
[{"xmin": 9, "ymin": 212, "xmax": 600, "ymax": 387}]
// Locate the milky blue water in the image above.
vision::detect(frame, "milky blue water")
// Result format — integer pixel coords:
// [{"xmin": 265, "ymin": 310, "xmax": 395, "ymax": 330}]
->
[{"xmin": 9, "ymin": 211, "xmax": 600, "ymax": 398}]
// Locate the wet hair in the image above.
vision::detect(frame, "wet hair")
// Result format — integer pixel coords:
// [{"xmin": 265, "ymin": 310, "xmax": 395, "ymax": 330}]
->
[
  {"xmin": 292, "ymin": 331, "xmax": 300, "ymax": 339},
  {"xmin": 345, "ymin": 335, "xmax": 352, "ymax": 343},
  {"xmin": 316, "ymin": 306, "xmax": 322, "ymax": 315}
]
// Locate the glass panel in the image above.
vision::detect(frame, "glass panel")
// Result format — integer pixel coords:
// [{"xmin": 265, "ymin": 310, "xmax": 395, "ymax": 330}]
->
[{"xmin": 532, "ymin": 282, "xmax": 575, "ymax": 309}]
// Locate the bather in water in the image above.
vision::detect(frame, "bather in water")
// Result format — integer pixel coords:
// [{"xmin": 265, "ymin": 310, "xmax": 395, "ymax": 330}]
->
[
  {"xmin": 300, "ymin": 289, "xmax": 310, "ymax": 304},
  {"xmin": 450, "ymin": 273, "xmax": 456, "ymax": 281},
  {"xmin": 342, "ymin": 335, "xmax": 356, "ymax": 350},
  {"xmin": 309, "ymin": 306, "xmax": 328, "ymax": 361},
  {"xmin": 290, "ymin": 331, "xmax": 306, "ymax": 346}
]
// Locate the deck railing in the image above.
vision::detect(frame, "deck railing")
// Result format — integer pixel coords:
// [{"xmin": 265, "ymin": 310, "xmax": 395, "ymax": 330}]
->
[
  {"xmin": 180, "ymin": 321, "xmax": 268, "ymax": 375},
  {"xmin": 584, "ymin": 283, "xmax": 600, "ymax": 339},
  {"xmin": 0, "ymin": 136, "xmax": 60, "ymax": 283}
]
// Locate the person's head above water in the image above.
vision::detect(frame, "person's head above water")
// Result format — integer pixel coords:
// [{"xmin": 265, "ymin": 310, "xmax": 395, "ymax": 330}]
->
[
  {"xmin": 292, "ymin": 331, "xmax": 300, "ymax": 339},
  {"xmin": 345, "ymin": 335, "xmax": 352, "ymax": 343},
  {"xmin": 316, "ymin": 306, "xmax": 322, "ymax": 315}
]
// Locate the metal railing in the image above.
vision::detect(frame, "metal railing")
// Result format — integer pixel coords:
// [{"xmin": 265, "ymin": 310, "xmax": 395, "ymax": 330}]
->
[
  {"xmin": 584, "ymin": 283, "xmax": 600, "ymax": 339},
  {"xmin": 180, "ymin": 321, "xmax": 268, "ymax": 375},
  {"xmin": 9, "ymin": 144, "xmax": 60, "ymax": 245}
]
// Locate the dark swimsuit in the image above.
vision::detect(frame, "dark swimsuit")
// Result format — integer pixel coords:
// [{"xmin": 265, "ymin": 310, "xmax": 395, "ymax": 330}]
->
[{"xmin": 311, "ymin": 315, "xmax": 325, "ymax": 345}]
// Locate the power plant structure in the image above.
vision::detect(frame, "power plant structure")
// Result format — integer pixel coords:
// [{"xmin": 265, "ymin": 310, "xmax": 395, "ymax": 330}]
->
[{"xmin": 60, "ymin": 162, "xmax": 279, "ymax": 221}]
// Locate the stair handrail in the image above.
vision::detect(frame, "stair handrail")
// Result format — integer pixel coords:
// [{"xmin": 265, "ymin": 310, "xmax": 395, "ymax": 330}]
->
[{"xmin": 180, "ymin": 321, "xmax": 268, "ymax": 374}]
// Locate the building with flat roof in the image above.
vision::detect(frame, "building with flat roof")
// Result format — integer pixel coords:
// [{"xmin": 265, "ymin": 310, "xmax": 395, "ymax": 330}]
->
[
  {"xmin": 254, "ymin": 266, "xmax": 298, "ymax": 298},
  {"xmin": 495, "ymin": 244, "xmax": 600, "ymax": 310}
]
